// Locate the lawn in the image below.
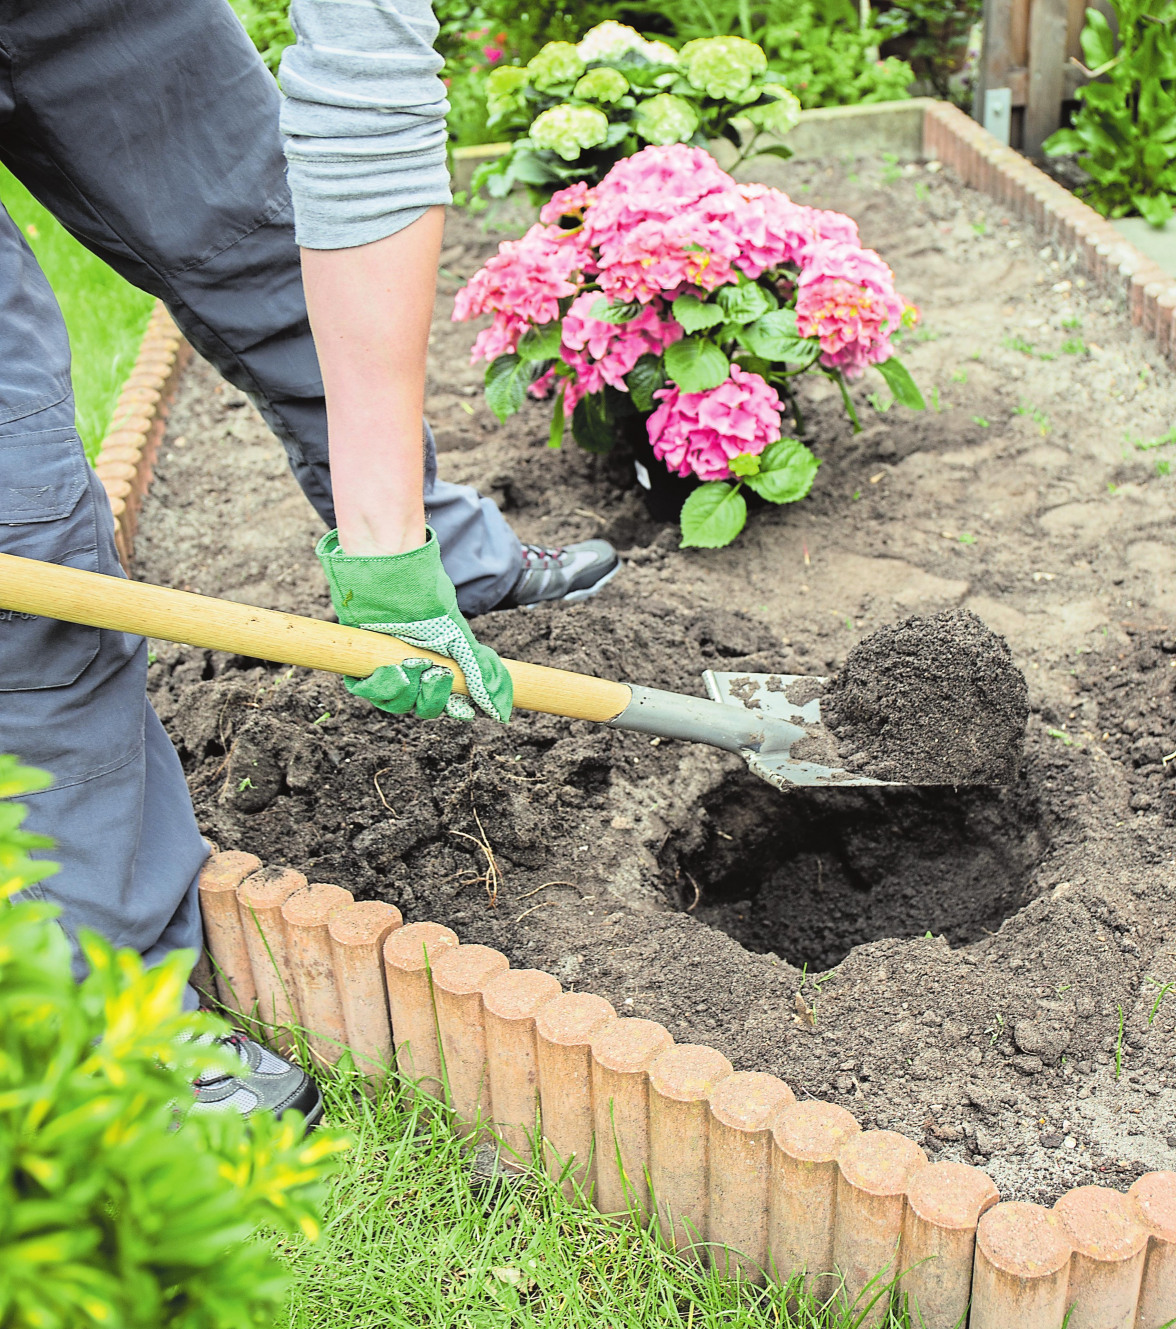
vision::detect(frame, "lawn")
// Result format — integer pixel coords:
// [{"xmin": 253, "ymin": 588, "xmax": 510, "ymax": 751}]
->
[
  {"xmin": 276, "ymin": 1066, "xmax": 913, "ymax": 1329},
  {"xmin": 0, "ymin": 163, "xmax": 155, "ymax": 459}
]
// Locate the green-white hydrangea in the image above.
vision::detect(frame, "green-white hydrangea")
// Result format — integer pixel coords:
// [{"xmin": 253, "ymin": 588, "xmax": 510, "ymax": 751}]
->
[
  {"xmin": 530, "ymin": 103, "xmax": 610, "ymax": 160},
  {"xmin": 641, "ymin": 39, "xmax": 679, "ymax": 66},
  {"xmin": 576, "ymin": 21, "xmax": 678, "ymax": 67},
  {"xmin": 527, "ymin": 41, "xmax": 585, "ymax": 91},
  {"xmin": 576, "ymin": 21, "xmax": 646, "ymax": 63},
  {"xmin": 634, "ymin": 92, "xmax": 701, "ymax": 146},
  {"xmin": 485, "ymin": 64, "xmax": 530, "ymax": 123},
  {"xmin": 573, "ymin": 66, "xmax": 629, "ymax": 103},
  {"xmin": 746, "ymin": 85, "xmax": 802, "ymax": 136},
  {"xmin": 678, "ymin": 35, "xmax": 767, "ymax": 100}
]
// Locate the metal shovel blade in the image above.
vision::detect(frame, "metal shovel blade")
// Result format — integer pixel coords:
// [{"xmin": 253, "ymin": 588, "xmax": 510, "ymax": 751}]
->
[{"xmin": 702, "ymin": 671, "xmax": 894, "ymax": 789}]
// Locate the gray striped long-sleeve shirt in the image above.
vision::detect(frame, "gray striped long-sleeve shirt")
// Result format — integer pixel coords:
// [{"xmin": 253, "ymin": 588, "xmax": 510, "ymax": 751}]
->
[{"xmin": 279, "ymin": 0, "xmax": 452, "ymax": 250}]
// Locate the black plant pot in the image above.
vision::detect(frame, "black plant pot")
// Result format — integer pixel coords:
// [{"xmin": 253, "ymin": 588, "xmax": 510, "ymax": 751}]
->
[{"xmin": 622, "ymin": 418, "xmax": 699, "ymax": 524}]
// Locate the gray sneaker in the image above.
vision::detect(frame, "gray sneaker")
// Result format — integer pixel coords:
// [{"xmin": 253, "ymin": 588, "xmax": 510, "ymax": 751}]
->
[
  {"xmin": 190, "ymin": 1031, "xmax": 323, "ymax": 1127},
  {"xmin": 496, "ymin": 540, "xmax": 620, "ymax": 610}
]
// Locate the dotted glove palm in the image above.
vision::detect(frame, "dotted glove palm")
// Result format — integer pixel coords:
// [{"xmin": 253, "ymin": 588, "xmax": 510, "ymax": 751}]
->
[{"xmin": 317, "ymin": 529, "xmax": 512, "ymax": 723}]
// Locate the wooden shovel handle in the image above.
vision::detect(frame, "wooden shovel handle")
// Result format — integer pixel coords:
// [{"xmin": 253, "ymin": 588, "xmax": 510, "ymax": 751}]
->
[{"xmin": 0, "ymin": 553, "xmax": 632, "ymax": 723}]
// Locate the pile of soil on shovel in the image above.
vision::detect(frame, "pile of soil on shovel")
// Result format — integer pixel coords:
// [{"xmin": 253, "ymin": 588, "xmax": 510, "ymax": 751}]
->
[
  {"xmin": 820, "ymin": 609, "xmax": 1029, "ymax": 785},
  {"xmin": 136, "ymin": 152, "xmax": 1176, "ymax": 1207}
]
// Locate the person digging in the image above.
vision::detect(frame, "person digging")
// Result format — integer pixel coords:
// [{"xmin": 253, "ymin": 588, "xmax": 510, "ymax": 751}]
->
[{"xmin": 0, "ymin": 0, "xmax": 618, "ymax": 1127}]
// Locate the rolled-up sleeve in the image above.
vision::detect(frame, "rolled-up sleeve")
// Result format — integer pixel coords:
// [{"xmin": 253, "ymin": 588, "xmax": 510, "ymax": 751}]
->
[{"xmin": 279, "ymin": 0, "xmax": 452, "ymax": 250}]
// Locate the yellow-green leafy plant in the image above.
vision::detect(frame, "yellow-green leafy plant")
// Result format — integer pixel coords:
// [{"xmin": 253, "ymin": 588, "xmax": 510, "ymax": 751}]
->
[{"xmin": 0, "ymin": 754, "xmax": 348, "ymax": 1329}]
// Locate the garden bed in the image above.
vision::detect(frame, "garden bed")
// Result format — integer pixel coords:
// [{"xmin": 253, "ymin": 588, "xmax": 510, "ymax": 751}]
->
[{"xmin": 137, "ymin": 151, "xmax": 1176, "ymax": 1207}]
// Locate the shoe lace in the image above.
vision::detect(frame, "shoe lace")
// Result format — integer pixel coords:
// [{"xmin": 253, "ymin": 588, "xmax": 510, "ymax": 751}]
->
[
  {"xmin": 519, "ymin": 543, "xmax": 564, "ymax": 571},
  {"xmin": 193, "ymin": 1031, "xmax": 248, "ymax": 1089}
]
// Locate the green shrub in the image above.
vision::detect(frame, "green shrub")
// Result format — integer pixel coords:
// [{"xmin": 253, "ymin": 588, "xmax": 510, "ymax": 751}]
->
[
  {"xmin": 1045, "ymin": 0, "xmax": 1176, "ymax": 226},
  {"xmin": 871, "ymin": 0, "xmax": 982, "ymax": 104},
  {"xmin": 0, "ymin": 754, "xmax": 348, "ymax": 1329},
  {"xmin": 759, "ymin": 2, "xmax": 915, "ymax": 109},
  {"xmin": 228, "ymin": 0, "xmax": 294, "ymax": 74},
  {"xmin": 621, "ymin": 0, "xmax": 915, "ymax": 108},
  {"xmin": 474, "ymin": 24, "xmax": 802, "ymax": 199}
]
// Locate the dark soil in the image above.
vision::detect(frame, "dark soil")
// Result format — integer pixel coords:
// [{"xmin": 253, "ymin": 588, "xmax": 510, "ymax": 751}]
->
[
  {"xmin": 821, "ymin": 608, "xmax": 1029, "ymax": 785},
  {"xmin": 136, "ymin": 153, "xmax": 1176, "ymax": 1205}
]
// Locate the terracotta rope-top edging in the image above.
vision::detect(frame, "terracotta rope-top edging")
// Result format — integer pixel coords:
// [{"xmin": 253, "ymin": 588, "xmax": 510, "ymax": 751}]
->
[
  {"xmin": 923, "ymin": 101, "xmax": 1176, "ymax": 369},
  {"xmin": 196, "ymin": 850, "xmax": 1176, "ymax": 1327},
  {"xmin": 91, "ymin": 301, "xmax": 190, "ymax": 570}
]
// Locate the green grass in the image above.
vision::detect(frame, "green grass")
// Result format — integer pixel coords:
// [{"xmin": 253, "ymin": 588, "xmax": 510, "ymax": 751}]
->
[
  {"xmin": 274, "ymin": 1064, "xmax": 915, "ymax": 1329},
  {"xmin": 0, "ymin": 164, "xmax": 154, "ymax": 459}
]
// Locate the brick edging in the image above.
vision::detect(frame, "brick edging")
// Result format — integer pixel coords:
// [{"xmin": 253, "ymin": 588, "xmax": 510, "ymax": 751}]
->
[
  {"xmin": 92, "ymin": 302, "xmax": 191, "ymax": 569},
  {"xmin": 198, "ymin": 851, "xmax": 1176, "ymax": 1326},
  {"xmin": 924, "ymin": 101, "xmax": 1176, "ymax": 366}
]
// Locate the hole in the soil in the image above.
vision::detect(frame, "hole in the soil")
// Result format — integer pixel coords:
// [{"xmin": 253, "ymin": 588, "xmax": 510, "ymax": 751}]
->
[{"xmin": 667, "ymin": 772, "xmax": 1050, "ymax": 972}]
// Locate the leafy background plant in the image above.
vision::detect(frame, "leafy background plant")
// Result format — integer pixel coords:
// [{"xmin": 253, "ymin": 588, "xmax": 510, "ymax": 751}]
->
[
  {"xmin": 0, "ymin": 754, "xmax": 347, "ymax": 1329},
  {"xmin": 1045, "ymin": 0, "xmax": 1176, "ymax": 226},
  {"xmin": 225, "ymin": 0, "xmax": 936, "ymax": 149}
]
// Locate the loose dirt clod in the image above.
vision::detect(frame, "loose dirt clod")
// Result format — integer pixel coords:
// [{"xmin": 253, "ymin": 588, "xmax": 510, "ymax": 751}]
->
[{"xmin": 821, "ymin": 609, "xmax": 1029, "ymax": 786}]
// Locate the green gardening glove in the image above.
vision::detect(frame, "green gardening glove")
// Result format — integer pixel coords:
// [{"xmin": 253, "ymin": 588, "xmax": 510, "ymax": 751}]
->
[{"xmin": 316, "ymin": 528, "xmax": 512, "ymax": 723}]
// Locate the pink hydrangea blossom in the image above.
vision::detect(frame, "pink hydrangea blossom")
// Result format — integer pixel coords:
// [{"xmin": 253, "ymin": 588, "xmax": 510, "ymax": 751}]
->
[
  {"xmin": 559, "ymin": 293, "xmax": 683, "ymax": 409},
  {"xmin": 582, "ymin": 144, "xmax": 736, "ymax": 239},
  {"xmin": 592, "ymin": 213, "xmax": 744, "ymax": 304},
  {"xmin": 648, "ymin": 364, "xmax": 783, "ymax": 482},
  {"xmin": 539, "ymin": 181, "xmax": 597, "ymax": 226},
  {"xmin": 453, "ymin": 143, "xmax": 915, "ymax": 439},
  {"xmin": 795, "ymin": 239, "xmax": 910, "ymax": 378},
  {"xmin": 454, "ymin": 222, "xmax": 590, "ymax": 362}
]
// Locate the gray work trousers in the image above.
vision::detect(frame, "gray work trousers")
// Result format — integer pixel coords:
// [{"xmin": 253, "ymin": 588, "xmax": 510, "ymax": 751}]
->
[{"xmin": 0, "ymin": 0, "xmax": 521, "ymax": 988}]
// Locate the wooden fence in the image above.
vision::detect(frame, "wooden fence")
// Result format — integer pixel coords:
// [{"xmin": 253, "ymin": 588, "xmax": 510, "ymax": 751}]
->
[{"xmin": 973, "ymin": 0, "xmax": 1112, "ymax": 154}]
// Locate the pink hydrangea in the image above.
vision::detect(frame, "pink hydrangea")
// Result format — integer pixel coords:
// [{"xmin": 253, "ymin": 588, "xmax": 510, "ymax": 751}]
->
[
  {"xmin": 795, "ymin": 239, "xmax": 911, "ymax": 378},
  {"xmin": 648, "ymin": 364, "xmax": 783, "ymax": 482},
  {"xmin": 576, "ymin": 145, "xmax": 748, "ymax": 302},
  {"xmin": 539, "ymin": 181, "xmax": 597, "ymax": 226},
  {"xmin": 559, "ymin": 293, "xmax": 683, "ymax": 410},
  {"xmin": 720, "ymin": 183, "xmax": 813, "ymax": 277},
  {"xmin": 592, "ymin": 213, "xmax": 744, "ymax": 304},
  {"xmin": 454, "ymin": 222, "xmax": 591, "ymax": 362},
  {"xmin": 582, "ymin": 144, "xmax": 736, "ymax": 239}
]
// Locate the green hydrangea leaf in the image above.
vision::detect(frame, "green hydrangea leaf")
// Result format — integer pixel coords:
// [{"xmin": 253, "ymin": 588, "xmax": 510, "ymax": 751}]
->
[
  {"xmin": 548, "ymin": 382, "xmax": 567, "ymax": 449},
  {"xmin": 874, "ymin": 355, "xmax": 925, "ymax": 410},
  {"xmin": 744, "ymin": 437, "xmax": 821, "ymax": 503},
  {"xmin": 671, "ymin": 294, "xmax": 725, "ymax": 334},
  {"xmin": 739, "ymin": 309, "xmax": 822, "ymax": 366},
  {"xmin": 571, "ymin": 391, "xmax": 617, "ymax": 453},
  {"xmin": 664, "ymin": 337, "xmax": 730, "ymax": 393},
  {"xmin": 679, "ymin": 482, "xmax": 748, "ymax": 548},
  {"xmin": 626, "ymin": 354, "xmax": 667, "ymax": 413},
  {"xmin": 517, "ymin": 322, "xmax": 564, "ymax": 361},
  {"xmin": 485, "ymin": 354, "xmax": 536, "ymax": 422},
  {"xmin": 728, "ymin": 452, "xmax": 762, "ymax": 477},
  {"xmin": 590, "ymin": 297, "xmax": 643, "ymax": 324},
  {"xmin": 715, "ymin": 279, "xmax": 776, "ymax": 325}
]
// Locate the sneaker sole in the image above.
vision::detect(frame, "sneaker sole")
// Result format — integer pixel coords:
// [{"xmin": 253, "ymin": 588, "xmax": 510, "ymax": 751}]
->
[{"xmin": 520, "ymin": 559, "xmax": 621, "ymax": 610}]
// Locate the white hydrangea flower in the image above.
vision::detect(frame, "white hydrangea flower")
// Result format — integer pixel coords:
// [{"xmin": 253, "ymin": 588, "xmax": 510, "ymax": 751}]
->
[
  {"xmin": 577, "ymin": 21, "xmax": 647, "ymax": 63},
  {"xmin": 576, "ymin": 22, "xmax": 679, "ymax": 67},
  {"xmin": 641, "ymin": 39, "xmax": 679, "ymax": 66}
]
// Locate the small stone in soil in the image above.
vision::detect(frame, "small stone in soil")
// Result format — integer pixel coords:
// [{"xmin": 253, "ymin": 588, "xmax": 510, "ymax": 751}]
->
[
  {"xmin": 1040, "ymin": 1132, "xmax": 1064, "ymax": 1148},
  {"xmin": 818, "ymin": 608, "xmax": 1029, "ymax": 785}
]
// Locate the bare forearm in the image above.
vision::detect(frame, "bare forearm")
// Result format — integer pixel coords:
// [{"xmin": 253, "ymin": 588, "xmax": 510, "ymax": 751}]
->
[{"xmin": 300, "ymin": 206, "xmax": 445, "ymax": 556}]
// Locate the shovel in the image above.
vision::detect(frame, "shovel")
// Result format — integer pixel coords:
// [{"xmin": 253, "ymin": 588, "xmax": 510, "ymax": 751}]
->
[{"xmin": 0, "ymin": 551, "xmax": 887, "ymax": 790}]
